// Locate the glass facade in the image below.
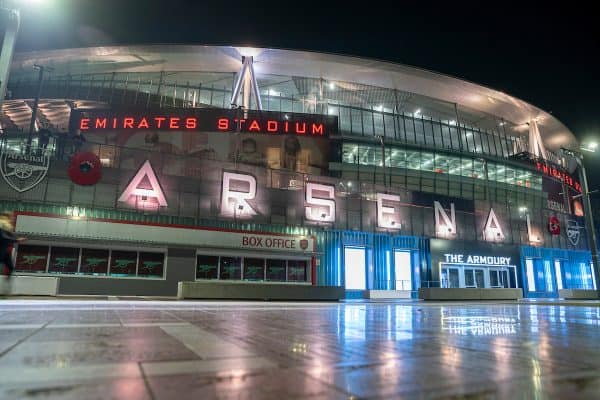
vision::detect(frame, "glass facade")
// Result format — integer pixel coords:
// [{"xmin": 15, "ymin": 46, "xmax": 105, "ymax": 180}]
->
[
  {"xmin": 341, "ymin": 142, "xmax": 542, "ymax": 190},
  {"xmin": 14, "ymin": 245, "xmax": 165, "ymax": 278},
  {"xmin": 195, "ymin": 255, "xmax": 310, "ymax": 283}
]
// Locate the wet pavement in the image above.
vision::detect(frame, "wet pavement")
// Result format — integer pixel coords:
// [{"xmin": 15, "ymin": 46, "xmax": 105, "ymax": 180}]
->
[{"xmin": 0, "ymin": 299, "xmax": 599, "ymax": 399}]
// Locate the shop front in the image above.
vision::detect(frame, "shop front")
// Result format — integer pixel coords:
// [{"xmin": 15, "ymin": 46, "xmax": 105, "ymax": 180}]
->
[
  {"xmin": 12, "ymin": 212, "xmax": 320, "ymax": 298},
  {"xmin": 422, "ymin": 239, "xmax": 522, "ymax": 300}
]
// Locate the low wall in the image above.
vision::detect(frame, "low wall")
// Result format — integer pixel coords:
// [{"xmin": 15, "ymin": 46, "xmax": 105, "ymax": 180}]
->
[
  {"xmin": 178, "ymin": 281, "xmax": 344, "ymax": 301},
  {"xmin": 7, "ymin": 276, "xmax": 59, "ymax": 296},
  {"xmin": 419, "ymin": 288, "xmax": 522, "ymax": 301},
  {"xmin": 558, "ymin": 289, "xmax": 599, "ymax": 299},
  {"xmin": 365, "ymin": 290, "xmax": 412, "ymax": 299}
]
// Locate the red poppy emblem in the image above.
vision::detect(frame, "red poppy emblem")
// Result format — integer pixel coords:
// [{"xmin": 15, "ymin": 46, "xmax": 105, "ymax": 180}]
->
[
  {"xmin": 68, "ymin": 152, "xmax": 102, "ymax": 185},
  {"xmin": 548, "ymin": 216, "xmax": 560, "ymax": 235}
]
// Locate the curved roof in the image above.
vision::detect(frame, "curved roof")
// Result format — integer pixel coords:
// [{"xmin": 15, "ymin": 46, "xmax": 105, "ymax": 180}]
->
[{"xmin": 9, "ymin": 45, "xmax": 578, "ymax": 151}]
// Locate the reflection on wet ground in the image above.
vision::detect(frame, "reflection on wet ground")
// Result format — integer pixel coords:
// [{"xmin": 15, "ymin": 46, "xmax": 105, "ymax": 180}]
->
[{"xmin": 0, "ymin": 299, "xmax": 599, "ymax": 399}]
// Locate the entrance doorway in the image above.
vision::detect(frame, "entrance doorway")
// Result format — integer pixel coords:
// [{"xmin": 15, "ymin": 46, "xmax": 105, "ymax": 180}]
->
[
  {"xmin": 344, "ymin": 247, "xmax": 366, "ymax": 290},
  {"xmin": 441, "ymin": 264, "xmax": 517, "ymax": 289},
  {"xmin": 394, "ymin": 250, "xmax": 412, "ymax": 291}
]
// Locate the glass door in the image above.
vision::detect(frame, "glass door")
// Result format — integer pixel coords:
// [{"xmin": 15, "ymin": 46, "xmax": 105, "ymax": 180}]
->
[
  {"xmin": 344, "ymin": 247, "xmax": 366, "ymax": 290},
  {"xmin": 441, "ymin": 267, "xmax": 460, "ymax": 288},
  {"xmin": 394, "ymin": 250, "xmax": 412, "ymax": 290}
]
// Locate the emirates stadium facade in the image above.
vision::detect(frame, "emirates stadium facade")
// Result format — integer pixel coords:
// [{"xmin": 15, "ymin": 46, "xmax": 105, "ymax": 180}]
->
[{"xmin": 0, "ymin": 45, "xmax": 596, "ymax": 299}]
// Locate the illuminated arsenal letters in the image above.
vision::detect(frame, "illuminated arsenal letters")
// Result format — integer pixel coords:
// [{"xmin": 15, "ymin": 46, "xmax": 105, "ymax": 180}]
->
[
  {"xmin": 220, "ymin": 172, "xmax": 258, "ymax": 218},
  {"xmin": 118, "ymin": 160, "xmax": 167, "ymax": 207},
  {"xmin": 113, "ymin": 163, "xmax": 517, "ymax": 243},
  {"xmin": 434, "ymin": 201, "xmax": 456, "ymax": 237},
  {"xmin": 377, "ymin": 193, "xmax": 401, "ymax": 229},
  {"xmin": 483, "ymin": 208, "xmax": 505, "ymax": 242},
  {"xmin": 305, "ymin": 183, "xmax": 336, "ymax": 222}
]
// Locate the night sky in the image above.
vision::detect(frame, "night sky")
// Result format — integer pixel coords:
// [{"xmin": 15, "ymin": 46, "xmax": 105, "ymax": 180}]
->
[{"xmin": 11, "ymin": 0, "xmax": 600, "ymax": 185}]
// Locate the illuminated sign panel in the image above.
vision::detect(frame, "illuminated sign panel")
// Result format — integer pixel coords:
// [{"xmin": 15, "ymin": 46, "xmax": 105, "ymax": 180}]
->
[
  {"xmin": 71, "ymin": 108, "xmax": 337, "ymax": 137},
  {"xmin": 305, "ymin": 183, "xmax": 336, "ymax": 222},
  {"xmin": 443, "ymin": 254, "xmax": 512, "ymax": 266},
  {"xmin": 220, "ymin": 171, "xmax": 258, "ymax": 218},
  {"xmin": 118, "ymin": 160, "xmax": 167, "ymax": 208},
  {"xmin": 377, "ymin": 193, "xmax": 401, "ymax": 229},
  {"xmin": 535, "ymin": 162, "xmax": 581, "ymax": 193}
]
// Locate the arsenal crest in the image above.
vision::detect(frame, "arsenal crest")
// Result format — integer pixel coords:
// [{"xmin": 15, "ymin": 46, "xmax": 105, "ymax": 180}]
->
[
  {"xmin": 0, "ymin": 147, "xmax": 50, "ymax": 192},
  {"xmin": 300, "ymin": 239, "xmax": 309, "ymax": 250},
  {"xmin": 548, "ymin": 216, "xmax": 560, "ymax": 235},
  {"xmin": 566, "ymin": 220, "xmax": 583, "ymax": 246}
]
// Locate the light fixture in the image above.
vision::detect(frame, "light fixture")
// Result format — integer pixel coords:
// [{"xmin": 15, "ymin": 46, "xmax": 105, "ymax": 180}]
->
[
  {"xmin": 328, "ymin": 82, "xmax": 335, "ymax": 90},
  {"xmin": 581, "ymin": 142, "xmax": 598, "ymax": 153}
]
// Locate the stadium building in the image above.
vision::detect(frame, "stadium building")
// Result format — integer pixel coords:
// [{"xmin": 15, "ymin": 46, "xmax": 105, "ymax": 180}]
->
[{"xmin": 0, "ymin": 45, "xmax": 596, "ymax": 299}]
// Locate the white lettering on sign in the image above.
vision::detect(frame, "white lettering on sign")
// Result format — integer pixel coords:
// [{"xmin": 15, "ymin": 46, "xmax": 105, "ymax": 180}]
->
[
  {"xmin": 377, "ymin": 193, "xmax": 401, "ymax": 229},
  {"xmin": 220, "ymin": 171, "xmax": 257, "ymax": 218},
  {"xmin": 434, "ymin": 201, "xmax": 456, "ymax": 237},
  {"xmin": 483, "ymin": 208, "xmax": 505, "ymax": 241},
  {"xmin": 444, "ymin": 253, "xmax": 512, "ymax": 266},
  {"xmin": 305, "ymin": 182, "xmax": 335, "ymax": 222},
  {"xmin": 118, "ymin": 160, "xmax": 168, "ymax": 207},
  {"xmin": 242, "ymin": 236, "xmax": 297, "ymax": 249}
]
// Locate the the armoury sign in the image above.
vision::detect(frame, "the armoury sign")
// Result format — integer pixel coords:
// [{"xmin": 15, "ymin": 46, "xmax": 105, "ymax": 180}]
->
[{"xmin": 0, "ymin": 147, "xmax": 50, "ymax": 192}]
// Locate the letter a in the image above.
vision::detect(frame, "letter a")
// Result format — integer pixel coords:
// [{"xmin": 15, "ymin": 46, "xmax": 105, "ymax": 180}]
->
[
  {"xmin": 118, "ymin": 160, "xmax": 168, "ymax": 206},
  {"xmin": 484, "ymin": 208, "xmax": 505, "ymax": 241}
]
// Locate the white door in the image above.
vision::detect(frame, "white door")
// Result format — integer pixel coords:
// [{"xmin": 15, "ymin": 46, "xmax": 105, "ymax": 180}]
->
[
  {"xmin": 394, "ymin": 250, "xmax": 412, "ymax": 291},
  {"xmin": 344, "ymin": 247, "xmax": 366, "ymax": 290}
]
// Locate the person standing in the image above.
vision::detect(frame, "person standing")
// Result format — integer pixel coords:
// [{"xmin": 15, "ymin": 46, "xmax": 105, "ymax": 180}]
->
[{"xmin": 0, "ymin": 212, "xmax": 21, "ymax": 282}]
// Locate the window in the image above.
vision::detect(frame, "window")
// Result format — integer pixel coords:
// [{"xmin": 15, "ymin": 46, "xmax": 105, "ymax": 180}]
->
[
  {"xmin": 490, "ymin": 270, "xmax": 499, "ymax": 287},
  {"xmin": 288, "ymin": 259, "xmax": 308, "ymax": 282},
  {"xmin": 138, "ymin": 252, "xmax": 165, "ymax": 278},
  {"xmin": 110, "ymin": 250, "xmax": 137, "ymax": 277},
  {"xmin": 243, "ymin": 258, "xmax": 265, "ymax": 281},
  {"xmin": 15, "ymin": 245, "xmax": 48, "ymax": 273},
  {"xmin": 266, "ymin": 259, "xmax": 287, "ymax": 281},
  {"xmin": 80, "ymin": 248, "xmax": 109, "ymax": 275},
  {"xmin": 526, "ymin": 258, "xmax": 536, "ymax": 292},
  {"xmin": 219, "ymin": 256, "xmax": 241, "ymax": 280},
  {"xmin": 48, "ymin": 247, "xmax": 79, "ymax": 274},
  {"xmin": 554, "ymin": 260, "xmax": 563, "ymax": 290},
  {"xmin": 197, "ymin": 255, "xmax": 219, "ymax": 279}
]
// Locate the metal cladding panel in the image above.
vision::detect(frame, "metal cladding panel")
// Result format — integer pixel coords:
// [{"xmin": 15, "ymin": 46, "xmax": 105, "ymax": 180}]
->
[{"xmin": 315, "ymin": 229, "xmax": 427, "ymax": 290}]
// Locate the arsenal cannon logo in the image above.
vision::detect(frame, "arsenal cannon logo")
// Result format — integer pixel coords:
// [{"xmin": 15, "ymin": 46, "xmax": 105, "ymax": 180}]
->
[{"xmin": 0, "ymin": 148, "xmax": 50, "ymax": 192}]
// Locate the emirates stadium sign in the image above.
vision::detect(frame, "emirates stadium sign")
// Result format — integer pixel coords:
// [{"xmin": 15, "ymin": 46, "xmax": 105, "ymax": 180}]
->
[{"xmin": 71, "ymin": 108, "xmax": 338, "ymax": 137}]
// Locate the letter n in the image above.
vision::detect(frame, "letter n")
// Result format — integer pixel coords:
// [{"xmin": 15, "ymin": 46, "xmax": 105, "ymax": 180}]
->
[{"xmin": 434, "ymin": 201, "xmax": 456, "ymax": 236}]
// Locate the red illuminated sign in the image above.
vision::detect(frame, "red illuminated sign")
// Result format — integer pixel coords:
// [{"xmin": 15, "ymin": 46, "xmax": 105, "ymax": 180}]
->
[
  {"xmin": 535, "ymin": 162, "xmax": 581, "ymax": 193},
  {"xmin": 71, "ymin": 108, "xmax": 337, "ymax": 137}
]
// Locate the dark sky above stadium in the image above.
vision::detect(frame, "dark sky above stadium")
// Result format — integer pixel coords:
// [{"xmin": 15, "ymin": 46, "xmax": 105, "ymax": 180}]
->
[{"xmin": 11, "ymin": 0, "xmax": 600, "ymax": 180}]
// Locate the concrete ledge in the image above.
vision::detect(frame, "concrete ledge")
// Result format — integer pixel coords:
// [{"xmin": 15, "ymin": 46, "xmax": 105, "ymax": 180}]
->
[
  {"xmin": 365, "ymin": 290, "xmax": 412, "ymax": 299},
  {"xmin": 8, "ymin": 276, "xmax": 59, "ymax": 296},
  {"xmin": 559, "ymin": 289, "xmax": 600, "ymax": 299},
  {"xmin": 419, "ymin": 288, "xmax": 522, "ymax": 301},
  {"xmin": 178, "ymin": 281, "xmax": 344, "ymax": 301}
]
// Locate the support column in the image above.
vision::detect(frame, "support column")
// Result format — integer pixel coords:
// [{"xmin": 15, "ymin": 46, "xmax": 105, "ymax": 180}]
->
[{"xmin": 0, "ymin": 7, "xmax": 20, "ymax": 109}]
